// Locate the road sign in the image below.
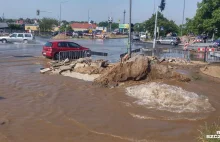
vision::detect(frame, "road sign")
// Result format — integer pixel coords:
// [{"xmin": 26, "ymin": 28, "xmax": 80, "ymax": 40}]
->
[
  {"xmin": 89, "ymin": 29, "xmax": 93, "ymax": 33},
  {"xmin": 119, "ymin": 24, "xmax": 129, "ymax": 29},
  {"xmin": 161, "ymin": 27, "xmax": 164, "ymax": 31}
]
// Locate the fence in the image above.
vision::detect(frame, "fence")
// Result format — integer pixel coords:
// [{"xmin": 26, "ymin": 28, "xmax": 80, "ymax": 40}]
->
[
  {"xmin": 206, "ymin": 51, "xmax": 220, "ymax": 63},
  {"xmin": 141, "ymin": 48, "xmax": 190, "ymax": 61},
  {"xmin": 58, "ymin": 50, "xmax": 108, "ymax": 62},
  {"xmin": 58, "ymin": 50, "xmax": 90, "ymax": 62}
]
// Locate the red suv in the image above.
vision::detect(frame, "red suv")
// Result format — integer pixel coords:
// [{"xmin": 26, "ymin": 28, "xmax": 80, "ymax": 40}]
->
[{"xmin": 42, "ymin": 41, "xmax": 90, "ymax": 60}]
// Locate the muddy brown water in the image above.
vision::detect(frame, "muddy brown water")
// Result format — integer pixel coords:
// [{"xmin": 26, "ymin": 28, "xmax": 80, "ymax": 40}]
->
[{"xmin": 1, "ymin": 52, "xmax": 220, "ymax": 141}]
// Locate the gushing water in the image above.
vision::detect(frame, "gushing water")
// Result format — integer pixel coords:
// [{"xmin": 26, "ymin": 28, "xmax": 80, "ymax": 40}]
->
[{"xmin": 126, "ymin": 82, "xmax": 215, "ymax": 113}]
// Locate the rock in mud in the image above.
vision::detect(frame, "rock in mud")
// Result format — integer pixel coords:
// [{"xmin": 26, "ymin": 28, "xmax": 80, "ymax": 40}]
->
[
  {"xmin": 0, "ymin": 118, "xmax": 9, "ymax": 125},
  {"xmin": 40, "ymin": 68, "xmax": 52, "ymax": 74}
]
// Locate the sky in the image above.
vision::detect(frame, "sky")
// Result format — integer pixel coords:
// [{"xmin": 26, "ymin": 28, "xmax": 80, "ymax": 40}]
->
[{"xmin": 0, "ymin": 0, "xmax": 201, "ymax": 25}]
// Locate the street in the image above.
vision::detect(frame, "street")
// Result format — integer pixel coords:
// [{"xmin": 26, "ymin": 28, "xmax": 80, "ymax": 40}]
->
[{"xmin": 0, "ymin": 38, "xmax": 220, "ymax": 142}]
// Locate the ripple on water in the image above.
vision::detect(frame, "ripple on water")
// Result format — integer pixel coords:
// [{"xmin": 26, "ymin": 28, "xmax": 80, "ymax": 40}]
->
[{"xmin": 126, "ymin": 82, "xmax": 215, "ymax": 113}]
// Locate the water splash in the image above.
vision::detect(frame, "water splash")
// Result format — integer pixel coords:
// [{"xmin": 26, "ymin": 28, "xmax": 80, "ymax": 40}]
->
[{"xmin": 126, "ymin": 83, "xmax": 215, "ymax": 113}]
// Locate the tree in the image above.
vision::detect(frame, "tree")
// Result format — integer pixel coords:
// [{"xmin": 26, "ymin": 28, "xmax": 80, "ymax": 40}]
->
[
  {"xmin": 98, "ymin": 21, "xmax": 119, "ymax": 30},
  {"xmin": 134, "ymin": 23, "xmax": 145, "ymax": 32},
  {"xmin": 143, "ymin": 12, "xmax": 179, "ymax": 37},
  {"xmin": 60, "ymin": 24, "xmax": 73, "ymax": 32},
  {"xmin": 39, "ymin": 18, "xmax": 58, "ymax": 32},
  {"xmin": 98, "ymin": 21, "xmax": 108, "ymax": 27},
  {"xmin": 185, "ymin": 0, "xmax": 220, "ymax": 37}
]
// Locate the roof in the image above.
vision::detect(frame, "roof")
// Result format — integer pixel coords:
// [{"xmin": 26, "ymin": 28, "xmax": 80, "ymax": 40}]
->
[
  {"xmin": 71, "ymin": 23, "xmax": 97, "ymax": 29},
  {"xmin": 0, "ymin": 23, "xmax": 8, "ymax": 28}
]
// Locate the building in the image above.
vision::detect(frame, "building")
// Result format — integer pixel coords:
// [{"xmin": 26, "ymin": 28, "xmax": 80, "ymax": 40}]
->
[
  {"xmin": 25, "ymin": 24, "xmax": 38, "ymax": 32},
  {"xmin": 0, "ymin": 23, "xmax": 8, "ymax": 32},
  {"xmin": 71, "ymin": 23, "xmax": 97, "ymax": 31}
]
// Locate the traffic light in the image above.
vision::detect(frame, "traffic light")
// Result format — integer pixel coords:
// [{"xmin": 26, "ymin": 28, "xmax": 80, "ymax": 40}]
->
[
  {"xmin": 36, "ymin": 10, "xmax": 40, "ymax": 16},
  {"xmin": 130, "ymin": 23, "xmax": 134, "ymax": 32},
  {"xmin": 159, "ymin": 0, "xmax": 166, "ymax": 12},
  {"xmin": 215, "ymin": 28, "xmax": 218, "ymax": 33}
]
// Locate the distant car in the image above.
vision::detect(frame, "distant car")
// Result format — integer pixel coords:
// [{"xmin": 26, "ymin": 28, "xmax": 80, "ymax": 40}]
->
[
  {"xmin": 132, "ymin": 34, "xmax": 140, "ymax": 41},
  {"xmin": 42, "ymin": 41, "xmax": 91, "ymax": 60},
  {"xmin": 66, "ymin": 31, "xmax": 73, "ymax": 36},
  {"xmin": 52, "ymin": 31, "xmax": 59, "ymax": 37},
  {"xmin": 213, "ymin": 40, "xmax": 220, "ymax": 47},
  {"xmin": 0, "ymin": 33, "xmax": 34, "ymax": 44},
  {"xmin": 157, "ymin": 36, "xmax": 181, "ymax": 46}
]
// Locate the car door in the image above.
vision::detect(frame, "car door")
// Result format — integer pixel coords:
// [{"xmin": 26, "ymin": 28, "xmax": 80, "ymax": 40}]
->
[
  {"xmin": 16, "ymin": 33, "xmax": 24, "ymax": 42},
  {"xmin": 8, "ymin": 33, "xmax": 17, "ymax": 42},
  {"xmin": 160, "ymin": 37, "xmax": 166, "ymax": 44},
  {"xmin": 67, "ymin": 42, "xmax": 83, "ymax": 58}
]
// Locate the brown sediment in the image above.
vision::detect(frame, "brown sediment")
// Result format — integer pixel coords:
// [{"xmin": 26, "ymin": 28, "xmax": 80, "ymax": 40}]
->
[
  {"xmin": 1, "ymin": 56, "xmax": 220, "ymax": 142},
  {"xmin": 200, "ymin": 65, "xmax": 220, "ymax": 79}
]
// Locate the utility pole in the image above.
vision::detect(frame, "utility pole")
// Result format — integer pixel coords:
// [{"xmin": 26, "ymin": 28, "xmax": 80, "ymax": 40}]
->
[
  {"xmin": 88, "ymin": 10, "xmax": 90, "ymax": 23},
  {"xmin": 2, "ymin": 13, "xmax": 4, "ymax": 22},
  {"xmin": 59, "ymin": 1, "xmax": 69, "ymax": 33},
  {"xmin": 123, "ymin": 10, "xmax": 126, "ymax": 24},
  {"xmin": 153, "ymin": 6, "xmax": 159, "ymax": 50},
  {"xmin": 128, "ymin": 0, "xmax": 132, "ymax": 57},
  {"xmin": 181, "ymin": 0, "xmax": 186, "ymax": 36}
]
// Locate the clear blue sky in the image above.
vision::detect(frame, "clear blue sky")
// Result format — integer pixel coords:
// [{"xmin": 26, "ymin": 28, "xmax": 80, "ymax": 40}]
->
[{"xmin": 0, "ymin": 0, "xmax": 201, "ymax": 25}]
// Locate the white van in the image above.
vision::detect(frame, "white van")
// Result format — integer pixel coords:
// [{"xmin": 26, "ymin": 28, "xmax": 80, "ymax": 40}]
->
[{"xmin": 0, "ymin": 33, "xmax": 34, "ymax": 44}]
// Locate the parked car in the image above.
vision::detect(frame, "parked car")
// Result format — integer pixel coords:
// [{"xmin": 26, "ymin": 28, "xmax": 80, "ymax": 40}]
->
[
  {"xmin": 52, "ymin": 31, "xmax": 59, "ymax": 37},
  {"xmin": 132, "ymin": 34, "xmax": 140, "ymax": 41},
  {"xmin": 157, "ymin": 36, "xmax": 181, "ymax": 45},
  {"xmin": 213, "ymin": 40, "xmax": 220, "ymax": 47},
  {"xmin": 0, "ymin": 33, "xmax": 34, "ymax": 44},
  {"xmin": 42, "ymin": 41, "xmax": 91, "ymax": 60},
  {"xmin": 66, "ymin": 31, "xmax": 73, "ymax": 36}
]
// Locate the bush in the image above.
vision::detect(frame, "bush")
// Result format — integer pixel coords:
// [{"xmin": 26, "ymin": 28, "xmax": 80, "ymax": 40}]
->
[{"xmin": 197, "ymin": 121, "xmax": 220, "ymax": 142}]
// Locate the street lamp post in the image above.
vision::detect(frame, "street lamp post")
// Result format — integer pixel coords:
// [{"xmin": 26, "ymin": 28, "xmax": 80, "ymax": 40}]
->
[
  {"xmin": 59, "ymin": 1, "xmax": 68, "ymax": 32},
  {"xmin": 128, "ymin": 0, "xmax": 132, "ymax": 57},
  {"xmin": 153, "ymin": 6, "xmax": 159, "ymax": 50},
  {"xmin": 181, "ymin": 0, "xmax": 186, "ymax": 36}
]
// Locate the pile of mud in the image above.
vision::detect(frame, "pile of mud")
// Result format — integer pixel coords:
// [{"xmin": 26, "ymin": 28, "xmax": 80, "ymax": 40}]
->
[
  {"xmin": 94, "ymin": 55, "xmax": 190, "ymax": 87},
  {"xmin": 200, "ymin": 66, "xmax": 220, "ymax": 78},
  {"xmin": 52, "ymin": 34, "xmax": 70, "ymax": 40},
  {"xmin": 126, "ymin": 82, "xmax": 215, "ymax": 113}
]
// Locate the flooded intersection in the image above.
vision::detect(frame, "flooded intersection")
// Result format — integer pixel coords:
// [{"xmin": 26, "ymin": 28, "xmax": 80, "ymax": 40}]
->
[{"xmin": 0, "ymin": 40, "xmax": 220, "ymax": 142}]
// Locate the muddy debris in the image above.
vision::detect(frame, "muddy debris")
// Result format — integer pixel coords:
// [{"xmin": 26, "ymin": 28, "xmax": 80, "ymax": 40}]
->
[
  {"xmin": 200, "ymin": 65, "xmax": 220, "ymax": 78},
  {"xmin": 94, "ymin": 55, "xmax": 191, "ymax": 87},
  {"xmin": 43, "ymin": 55, "xmax": 191, "ymax": 87}
]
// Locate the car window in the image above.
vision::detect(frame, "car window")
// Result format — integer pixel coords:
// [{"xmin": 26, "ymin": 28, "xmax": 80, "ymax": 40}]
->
[
  {"xmin": 18, "ymin": 34, "xmax": 24, "ymax": 38},
  {"xmin": 25, "ymin": 34, "xmax": 32, "ymax": 37},
  {"xmin": 67, "ymin": 42, "xmax": 80, "ymax": 48},
  {"xmin": 58, "ymin": 42, "xmax": 68, "ymax": 48},
  {"xmin": 10, "ymin": 34, "xmax": 17, "ymax": 37},
  {"xmin": 45, "ymin": 42, "xmax": 52, "ymax": 47}
]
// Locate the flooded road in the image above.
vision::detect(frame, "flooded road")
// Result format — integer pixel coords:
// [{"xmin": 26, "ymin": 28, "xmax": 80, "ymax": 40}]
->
[{"xmin": 1, "ymin": 39, "xmax": 220, "ymax": 142}]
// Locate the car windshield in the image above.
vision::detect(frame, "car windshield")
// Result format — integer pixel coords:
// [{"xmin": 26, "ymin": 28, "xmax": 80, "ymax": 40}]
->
[{"xmin": 44, "ymin": 42, "xmax": 52, "ymax": 47}]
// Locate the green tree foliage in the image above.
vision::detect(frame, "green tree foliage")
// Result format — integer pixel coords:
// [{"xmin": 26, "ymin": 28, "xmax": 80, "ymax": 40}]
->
[
  {"xmin": 143, "ymin": 12, "xmax": 179, "ymax": 37},
  {"xmin": 39, "ymin": 18, "xmax": 58, "ymax": 32},
  {"xmin": 98, "ymin": 21, "xmax": 119, "ymax": 30},
  {"xmin": 185, "ymin": 0, "xmax": 220, "ymax": 37},
  {"xmin": 134, "ymin": 23, "xmax": 145, "ymax": 32},
  {"xmin": 5, "ymin": 19, "xmax": 16, "ymax": 23},
  {"xmin": 60, "ymin": 24, "xmax": 73, "ymax": 32}
]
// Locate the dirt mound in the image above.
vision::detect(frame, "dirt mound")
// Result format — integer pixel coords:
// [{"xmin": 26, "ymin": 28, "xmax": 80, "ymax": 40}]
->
[
  {"xmin": 200, "ymin": 66, "xmax": 220, "ymax": 78},
  {"xmin": 94, "ymin": 55, "xmax": 191, "ymax": 87},
  {"xmin": 94, "ymin": 55, "xmax": 149, "ymax": 87},
  {"xmin": 52, "ymin": 34, "xmax": 70, "ymax": 40},
  {"xmin": 74, "ymin": 66, "xmax": 105, "ymax": 75}
]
